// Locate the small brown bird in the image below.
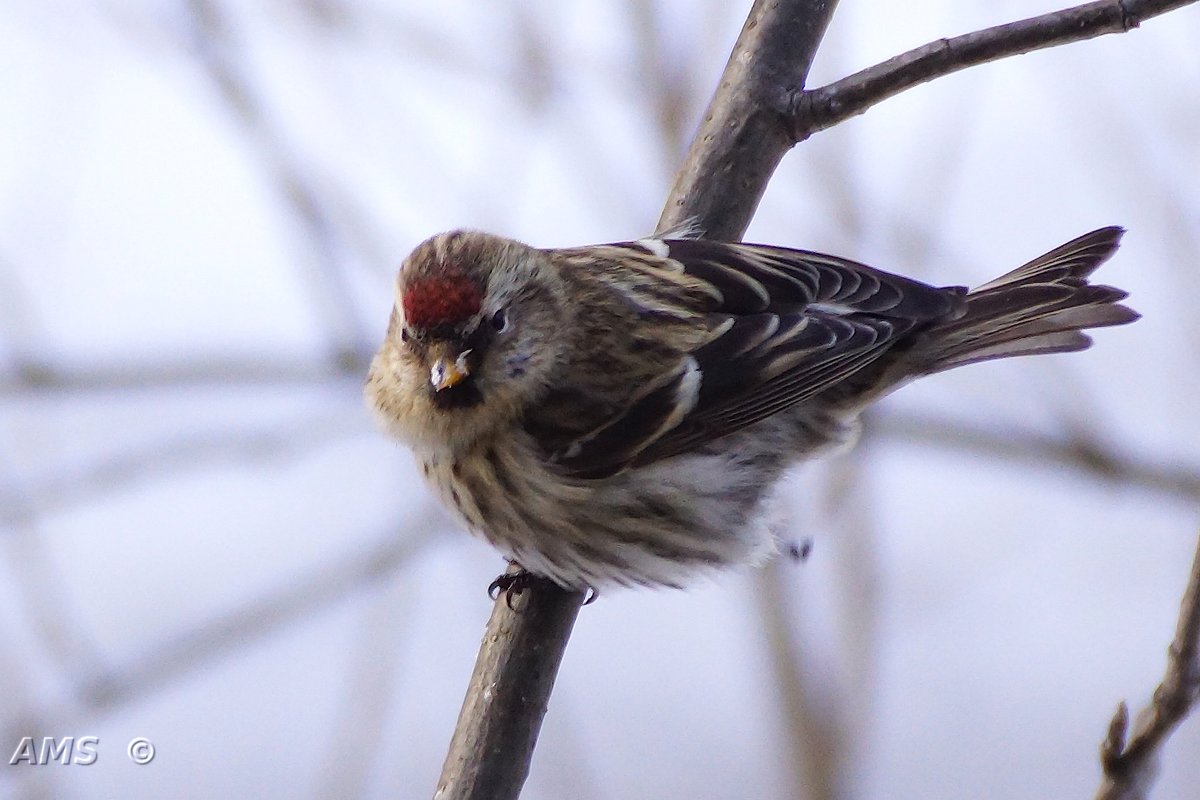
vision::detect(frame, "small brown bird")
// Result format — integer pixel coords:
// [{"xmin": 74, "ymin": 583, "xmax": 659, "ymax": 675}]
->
[{"xmin": 366, "ymin": 228, "xmax": 1136, "ymax": 589}]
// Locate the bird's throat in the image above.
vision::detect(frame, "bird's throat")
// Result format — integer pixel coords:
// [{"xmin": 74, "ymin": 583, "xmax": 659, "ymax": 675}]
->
[{"xmin": 430, "ymin": 378, "xmax": 484, "ymax": 411}]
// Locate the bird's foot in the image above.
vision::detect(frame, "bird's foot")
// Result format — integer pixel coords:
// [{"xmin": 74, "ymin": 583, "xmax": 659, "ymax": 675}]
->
[
  {"xmin": 787, "ymin": 538, "xmax": 814, "ymax": 562},
  {"xmin": 488, "ymin": 568, "xmax": 540, "ymax": 609},
  {"xmin": 487, "ymin": 566, "xmax": 599, "ymax": 609}
]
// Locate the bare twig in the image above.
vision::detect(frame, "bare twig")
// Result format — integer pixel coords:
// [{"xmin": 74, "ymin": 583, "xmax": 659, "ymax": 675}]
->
[
  {"xmin": 660, "ymin": 0, "xmax": 1200, "ymax": 237},
  {"xmin": 1096, "ymin": 532, "xmax": 1200, "ymax": 799},
  {"xmin": 792, "ymin": 0, "xmax": 1199, "ymax": 142}
]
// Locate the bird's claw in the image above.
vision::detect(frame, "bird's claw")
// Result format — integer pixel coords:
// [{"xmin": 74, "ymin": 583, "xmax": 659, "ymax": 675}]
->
[
  {"xmin": 487, "ymin": 569, "xmax": 598, "ymax": 609},
  {"xmin": 488, "ymin": 569, "xmax": 539, "ymax": 609}
]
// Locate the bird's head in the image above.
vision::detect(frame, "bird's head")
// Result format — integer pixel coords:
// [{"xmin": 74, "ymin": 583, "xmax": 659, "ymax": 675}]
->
[{"xmin": 366, "ymin": 230, "xmax": 567, "ymax": 449}]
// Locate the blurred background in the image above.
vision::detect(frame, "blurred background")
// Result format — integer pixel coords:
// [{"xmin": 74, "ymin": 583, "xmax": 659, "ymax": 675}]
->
[{"xmin": 2, "ymin": 1, "xmax": 1198, "ymax": 798}]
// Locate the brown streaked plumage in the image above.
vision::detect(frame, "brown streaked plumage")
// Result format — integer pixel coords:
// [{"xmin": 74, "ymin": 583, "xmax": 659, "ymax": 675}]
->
[{"xmin": 366, "ymin": 227, "xmax": 1137, "ymax": 589}]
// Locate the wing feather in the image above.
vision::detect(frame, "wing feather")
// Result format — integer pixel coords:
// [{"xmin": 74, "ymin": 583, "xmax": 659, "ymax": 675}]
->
[{"xmin": 525, "ymin": 239, "xmax": 963, "ymax": 478}]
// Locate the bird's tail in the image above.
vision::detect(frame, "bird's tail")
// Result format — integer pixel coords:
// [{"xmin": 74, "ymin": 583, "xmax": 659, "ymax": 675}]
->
[
  {"xmin": 911, "ymin": 226, "xmax": 1138, "ymax": 376},
  {"xmin": 825, "ymin": 227, "xmax": 1138, "ymax": 411}
]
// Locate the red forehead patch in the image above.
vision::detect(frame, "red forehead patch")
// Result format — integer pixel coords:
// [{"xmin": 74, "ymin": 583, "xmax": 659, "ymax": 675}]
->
[{"xmin": 402, "ymin": 271, "xmax": 483, "ymax": 329}]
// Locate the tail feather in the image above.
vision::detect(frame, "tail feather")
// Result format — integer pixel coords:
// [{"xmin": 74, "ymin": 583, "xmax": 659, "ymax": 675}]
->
[
  {"xmin": 971, "ymin": 226, "xmax": 1125, "ymax": 292},
  {"xmin": 951, "ymin": 330, "xmax": 1093, "ymax": 367},
  {"xmin": 916, "ymin": 227, "xmax": 1138, "ymax": 374}
]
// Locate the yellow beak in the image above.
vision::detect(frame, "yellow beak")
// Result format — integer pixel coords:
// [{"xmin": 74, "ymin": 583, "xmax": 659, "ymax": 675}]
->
[{"xmin": 430, "ymin": 348, "xmax": 472, "ymax": 392}]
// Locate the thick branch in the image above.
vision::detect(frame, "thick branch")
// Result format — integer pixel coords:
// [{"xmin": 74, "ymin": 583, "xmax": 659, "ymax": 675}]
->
[
  {"xmin": 435, "ymin": 574, "xmax": 586, "ymax": 800},
  {"xmin": 793, "ymin": 0, "xmax": 1199, "ymax": 141},
  {"xmin": 435, "ymin": 1, "xmax": 1200, "ymax": 797},
  {"xmin": 1097, "ymin": 532, "xmax": 1200, "ymax": 799},
  {"xmin": 658, "ymin": 0, "xmax": 840, "ymax": 239},
  {"xmin": 436, "ymin": 3, "xmax": 840, "ymax": 799}
]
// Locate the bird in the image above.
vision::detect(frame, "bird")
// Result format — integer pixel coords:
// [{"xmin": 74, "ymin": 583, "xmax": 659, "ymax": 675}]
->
[{"xmin": 365, "ymin": 227, "xmax": 1137, "ymax": 591}]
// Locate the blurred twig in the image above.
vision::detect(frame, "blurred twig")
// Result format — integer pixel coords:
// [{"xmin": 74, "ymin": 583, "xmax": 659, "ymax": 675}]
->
[
  {"xmin": 6, "ymin": 362, "xmax": 1196, "ymax": 504},
  {"xmin": 0, "ymin": 356, "xmax": 369, "ymax": 393},
  {"xmin": 0, "ymin": 252, "xmax": 50, "ymax": 378},
  {"xmin": 78, "ymin": 522, "xmax": 437, "ymax": 711},
  {"xmin": 820, "ymin": 445, "xmax": 882, "ymax": 790},
  {"xmin": 0, "ymin": 462, "xmax": 107, "ymax": 683},
  {"xmin": 756, "ymin": 563, "xmax": 842, "ymax": 800},
  {"xmin": 1097, "ymin": 532, "xmax": 1200, "ymax": 800},
  {"xmin": 871, "ymin": 410, "xmax": 1200, "ymax": 502},
  {"xmin": 315, "ymin": 572, "xmax": 413, "ymax": 800},
  {"xmin": 630, "ymin": 0, "xmax": 696, "ymax": 162},
  {"xmin": 182, "ymin": 0, "xmax": 373, "ymax": 364},
  {"xmin": 0, "ymin": 411, "xmax": 369, "ymax": 525},
  {"xmin": 0, "ymin": 525, "xmax": 437, "ymax": 800}
]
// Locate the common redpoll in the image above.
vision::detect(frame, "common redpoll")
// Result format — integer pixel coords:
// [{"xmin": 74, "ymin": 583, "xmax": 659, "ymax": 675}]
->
[{"xmin": 366, "ymin": 228, "xmax": 1136, "ymax": 589}]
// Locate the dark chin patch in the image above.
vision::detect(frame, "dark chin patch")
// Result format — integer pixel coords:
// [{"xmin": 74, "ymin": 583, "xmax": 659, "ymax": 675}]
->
[{"xmin": 430, "ymin": 379, "xmax": 484, "ymax": 411}]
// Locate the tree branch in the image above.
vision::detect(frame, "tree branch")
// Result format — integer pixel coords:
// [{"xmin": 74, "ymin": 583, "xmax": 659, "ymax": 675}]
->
[
  {"xmin": 434, "ymin": 568, "xmax": 586, "ymax": 800},
  {"xmin": 792, "ymin": 0, "xmax": 1199, "ymax": 142},
  {"xmin": 434, "ymin": 0, "xmax": 1200, "ymax": 796},
  {"xmin": 1097, "ymin": 532, "xmax": 1200, "ymax": 799},
  {"xmin": 436, "ymin": 2, "xmax": 840, "ymax": 799},
  {"xmin": 658, "ymin": 0, "xmax": 840, "ymax": 239}
]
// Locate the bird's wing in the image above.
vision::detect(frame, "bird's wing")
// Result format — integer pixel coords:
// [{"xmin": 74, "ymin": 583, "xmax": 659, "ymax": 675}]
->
[{"xmin": 525, "ymin": 239, "xmax": 965, "ymax": 479}]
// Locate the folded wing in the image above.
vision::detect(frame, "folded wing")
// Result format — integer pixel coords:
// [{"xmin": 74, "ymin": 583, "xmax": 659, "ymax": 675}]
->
[{"xmin": 528, "ymin": 239, "xmax": 965, "ymax": 478}]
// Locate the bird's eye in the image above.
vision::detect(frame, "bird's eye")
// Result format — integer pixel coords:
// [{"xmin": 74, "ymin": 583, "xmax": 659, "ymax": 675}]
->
[
  {"xmin": 400, "ymin": 328, "xmax": 410, "ymax": 343},
  {"xmin": 491, "ymin": 309, "xmax": 509, "ymax": 333}
]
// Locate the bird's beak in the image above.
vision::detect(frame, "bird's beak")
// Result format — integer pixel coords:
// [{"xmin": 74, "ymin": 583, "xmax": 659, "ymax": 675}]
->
[{"xmin": 430, "ymin": 347, "xmax": 472, "ymax": 392}]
